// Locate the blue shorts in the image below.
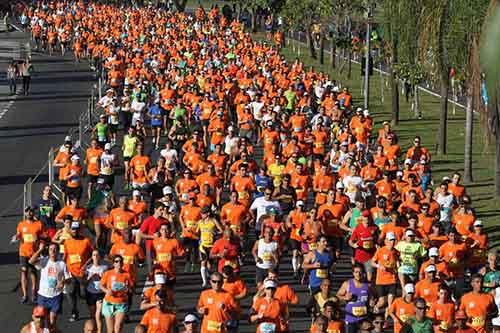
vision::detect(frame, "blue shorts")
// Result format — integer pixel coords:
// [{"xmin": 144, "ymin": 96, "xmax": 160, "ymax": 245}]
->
[
  {"xmin": 38, "ymin": 293, "xmax": 63, "ymax": 314},
  {"xmin": 102, "ymin": 300, "xmax": 128, "ymax": 317}
]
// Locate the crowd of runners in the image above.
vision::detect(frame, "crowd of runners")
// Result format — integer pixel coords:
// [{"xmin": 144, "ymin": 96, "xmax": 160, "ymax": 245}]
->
[{"xmin": 10, "ymin": 1, "xmax": 500, "ymax": 333}]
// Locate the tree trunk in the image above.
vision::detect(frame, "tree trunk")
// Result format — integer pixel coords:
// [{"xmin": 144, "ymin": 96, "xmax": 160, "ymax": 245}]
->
[
  {"xmin": 330, "ymin": 40, "xmax": 336, "ymax": 69},
  {"xmin": 172, "ymin": 0, "xmax": 187, "ymax": 12},
  {"xmin": 347, "ymin": 16, "xmax": 352, "ymax": 79},
  {"xmin": 306, "ymin": 27, "xmax": 316, "ymax": 59},
  {"xmin": 436, "ymin": 79, "xmax": 449, "ymax": 155},
  {"xmin": 464, "ymin": 91, "xmax": 473, "ymax": 183},
  {"xmin": 319, "ymin": 36, "xmax": 325, "ymax": 65},
  {"xmin": 251, "ymin": 8, "xmax": 257, "ymax": 32},
  {"xmin": 390, "ymin": 45, "xmax": 399, "ymax": 126},
  {"xmin": 414, "ymin": 85, "xmax": 420, "ymax": 119}
]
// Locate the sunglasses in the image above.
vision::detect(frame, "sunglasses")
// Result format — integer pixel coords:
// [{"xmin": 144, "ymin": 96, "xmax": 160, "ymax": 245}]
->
[
  {"xmin": 211, "ymin": 280, "xmax": 222, "ymax": 284},
  {"xmin": 114, "ymin": 260, "xmax": 122, "ymax": 263},
  {"xmin": 374, "ymin": 321, "xmax": 384, "ymax": 324},
  {"xmin": 185, "ymin": 321, "xmax": 197, "ymax": 325},
  {"xmin": 416, "ymin": 306, "xmax": 426, "ymax": 310}
]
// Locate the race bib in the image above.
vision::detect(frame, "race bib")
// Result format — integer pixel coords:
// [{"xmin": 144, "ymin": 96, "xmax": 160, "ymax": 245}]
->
[
  {"xmin": 116, "ymin": 221, "xmax": 128, "ymax": 230},
  {"xmin": 352, "ymin": 306, "xmax": 367, "ymax": 317},
  {"xmin": 69, "ymin": 254, "xmax": 82, "ymax": 264},
  {"xmin": 471, "ymin": 317, "xmax": 485, "ymax": 328},
  {"xmin": 237, "ymin": 191, "xmax": 249, "ymax": 200},
  {"xmin": 93, "ymin": 280, "xmax": 100, "ymax": 290},
  {"xmin": 224, "ymin": 260, "xmax": 238, "ymax": 268},
  {"xmin": 201, "ymin": 233, "xmax": 214, "ymax": 244},
  {"xmin": 111, "ymin": 281, "xmax": 126, "ymax": 292},
  {"xmin": 362, "ymin": 240, "xmax": 373, "ymax": 249},
  {"xmin": 47, "ymin": 276, "xmax": 58, "ymax": 289},
  {"xmin": 230, "ymin": 225, "xmax": 240, "ymax": 233},
  {"xmin": 316, "ymin": 269, "xmax": 328, "ymax": 278},
  {"xmin": 260, "ymin": 323, "xmax": 276, "ymax": 333},
  {"xmin": 262, "ymin": 252, "xmax": 272, "ymax": 261},
  {"xmin": 309, "ymin": 242, "xmax": 318, "ymax": 250},
  {"xmin": 123, "ymin": 255, "xmax": 134, "ymax": 265},
  {"xmin": 90, "ymin": 157, "xmax": 98, "ymax": 164},
  {"xmin": 157, "ymin": 253, "xmax": 172, "ymax": 262},
  {"xmin": 23, "ymin": 234, "xmax": 35, "ymax": 242},
  {"xmin": 207, "ymin": 320, "xmax": 222, "ymax": 332},
  {"xmin": 186, "ymin": 220, "xmax": 196, "ymax": 229},
  {"xmin": 400, "ymin": 314, "xmax": 409, "ymax": 322}
]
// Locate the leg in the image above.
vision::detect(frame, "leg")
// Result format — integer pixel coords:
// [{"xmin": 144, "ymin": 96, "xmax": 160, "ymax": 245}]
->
[
  {"xmin": 114, "ymin": 312, "xmax": 126, "ymax": 333},
  {"xmin": 104, "ymin": 315, "xmax": 114, "ymax": 333},
  {"xmin": 20, "ymin": 266, "xmax": 28, "ymax": 301},
  {"xmin": 95, "ymin": 300, "xmax": 103, "ymax": 333}
]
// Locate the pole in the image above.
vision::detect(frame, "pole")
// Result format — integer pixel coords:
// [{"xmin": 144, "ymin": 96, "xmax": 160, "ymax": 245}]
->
[
  {"xmin": 364, "ymin": 4, "xmax": 372, "ymax": 109},
  {"xmin": 48, "ymin": 148, "xmax": 53, "ymax": 186},
  {"xmin": 87, "ymin": 98, "xmax": 91, "ymax": 129},
  {"xmin": 27, "ymin": 177, "xmax": 32, "ymax": 208},
  {"xmin": 98, "ymin": 77, "xmax": 102, "ymax": 100}
]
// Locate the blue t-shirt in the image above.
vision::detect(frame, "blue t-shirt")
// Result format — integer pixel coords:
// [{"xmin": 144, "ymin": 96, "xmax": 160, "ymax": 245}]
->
[
  {"xmin": 149, "ymin": 105, "xmax": 163, "ymax": 126},
  {"xmin": 254, "ymin": 174, "xmax": 272, "ymax": 198}
]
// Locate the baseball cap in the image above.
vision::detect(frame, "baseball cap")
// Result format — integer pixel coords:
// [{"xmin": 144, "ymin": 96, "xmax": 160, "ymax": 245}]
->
[
  {"xmin": 405, "ymin": 229, "xmax": 415, "ymax": 237},
  {"xmin": 154, "ymin": 273, "xmax": 166, "ymax": 284},
  {"xmin": 396, "ymin": 171, "xmax": 403, "ymax": 177},
  {"xmin": 71, "ymin": 155, "xmax": 80, "ymax": 161},
  {"xmin": 201, "ymin": 206, "xmax": 211, "ymax": 214},
  {"xmin": 71, "ymin": 221, "xmax": 80, "ymax": 230},
  {"xmin": 296, "ymin": 200, "xmax": 305, "ymax": 207},
  {"xmin": 404, "ymin": 283, "xmax": 415, "ymax": 294},
  {"xmin": 425, "ymin": 265, "xmax": 436, "ymax": 273},
  {"xmin": 386, "ymin": 232, "xmax": 396, "ymax": 241},
  {"xmin": 404, "ymin": 158, "xmax": 412, "ymax": 165},
  {"xmin": 429, "ymin": 247, "xmax": 439, "ymax": 257},
  {"xmin": 263, "ymin": 279, "xmax": 277, "ymax": 289},
  {"xmin": 64, "ymin": 135, "xmax": 72, "ymax": 143},
  {"xmin": 163, "ymin": 186, "xmax": 173, "ymax": 195},
  {"xmin": 474, "ymin": 220, "xmax": 483, "ymax": 227},
  {"xmin": 33, "ymin": 306, "xmax": 47, "ymax": 317},
  {"xmin": 104, "ymin": 143, "xmax": 112, "ymax": 150},
  {"xmin": 184, "ymin": 314, "xmax": 200, "ymax": 324},
  {"xmin": 228, "ymin": 126, "xmax": 235, "ymax": 132},
  {"xmin": 132, "ymin": 190, "xmax": 140, "ymax": 197},
  {"xmin": 363, "ymin": 109, "xmax": 369, "ymax": 116},
  {"xmin": 336, "ymin": 181, "xmax": 345, "ymax": 189}
]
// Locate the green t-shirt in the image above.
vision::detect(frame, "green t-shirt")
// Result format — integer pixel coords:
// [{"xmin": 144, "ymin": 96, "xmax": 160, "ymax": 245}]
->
[
  {"xmin": 95, "ymin": 123, "xmax": 108, "ymax": 141},
  {"xmin": 401, "ymin": 317, "xmax": 433, "ymax": 333},
  {"xmin": 284, "ymin": 89, "xmax": 296, "ymax": 110},
  {"xmin": 123, "ymin": 134, "xmax": 138, "ymax": 158},
  {"xmin": 395, "ymin": 241, "xmax": 427, "ymax": 275},
  {"xmin": 483, "ymin": 269, "xmax": 500, "ymax": 292}
]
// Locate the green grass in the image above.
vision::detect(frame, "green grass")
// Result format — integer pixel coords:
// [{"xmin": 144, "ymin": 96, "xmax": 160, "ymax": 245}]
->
[{"xmin": 254, "ymin": 32, "xmax": 500, "ymax": 247}]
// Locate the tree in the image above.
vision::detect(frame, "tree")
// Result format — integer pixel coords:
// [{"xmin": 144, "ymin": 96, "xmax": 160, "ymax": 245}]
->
[
  {"xmin": 172, "ymin": 0, "xmax": 187, "ymax": 12},
  {"xmin": 482, "ymin": 0, "xmax": 500, "ymax": 196}
]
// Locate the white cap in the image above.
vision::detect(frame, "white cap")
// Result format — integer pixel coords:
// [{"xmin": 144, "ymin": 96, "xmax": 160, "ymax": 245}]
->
[
  {"xmin": 425, "ymin": 265, "xmax": 437, "ymax": 273},
  {"xmin": 132, "ymin": 190, "xmax": 140, "ymax": 197},
  {"xmin": 71, "ymin": 155, "xmax": 80, "ymax": 161},
  {"xmin": 363, "ymin": 109, "xmax": 369, "ymax": 116},
  {"xmin": 296, "ymin": 200, "xmax": 305, "ymax": 207},
  {"xmin": 106, "ymin": 88, "xmax": 114, "ymax": 93},
  {"xmin": 64, "ymin": 136, "xmax": 72, "ymax": 142},
  {"xmin": 263, "ymin": 279, "xmax": 277, "ymax": 289},
  {"xmin": 405, "ymin": 229, "xmax": 415, "ymax": 237},
  {"xmin": 356, "ymin": 107, "xmax": 363, "ymax": 112},
  {"xmin": 404, "ymin": 283, "xmax": 415, "ymax": 294},
  {"xmin": 404, "ymin": 158, "xmax": 412, "ymax": 165},
  {"xmin": 163, "ymin": 186, "xmax": 173, "ymax": 195},
  {"xmin": 386, "ymin": 232, "xmax": 396, "ymax": 241},
  {"xmin": 336, "ymin": 181, "xmax": 345, "ymax": 189},
  {"xmin": 154, "ymin": 273, "xmax": 166, "ymax": 284},
  {"xmin": 228, "ymin": 126, "xmax": 235, "ymax": 132},
  {"xmin": 70, "ymin": 221, "xmax": 80, "ymax": 229},
  {"xmin": 429, "ymin": 247, "xmax": 439, "ymax": 257},
  {"xmin": 442, "ymin": 176, "xmax": 451, "ymax": 181},
  {"xmin": 104, "ymin": 143, "xmax": 112, "ymax": 150},
  {"xmin": 474, "ymin": 220, "xmax": 483, "ymax": 227},
  {"xmin": 396, "ymin": 171, "xmax": 403, "ymax": 177},
  {"xmin": 184, "ymin": 314, "xmax": 199, "ymax": 323},
  {"xmin": 340, "ymin": 141, "xmax": 349, "ymax": 147}
]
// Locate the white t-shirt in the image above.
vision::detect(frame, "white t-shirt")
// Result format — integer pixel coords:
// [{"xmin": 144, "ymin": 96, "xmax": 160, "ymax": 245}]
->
[
  {"xmin": 37, "ymin": 257, "xmax": 71, "ymax": 298},
  {"xmin": 250, "ymin": 197, "xmax": 281, "ymax": 223},
  {"xmin": 256, "ymin": 239, "xmax": 278, "ymax": 270},
  {"xmin": 224, "ymin": 136, "xmax": 240, "ymax": 155},
  {"xmin": 85, "ymin": 263, "xmax": 108, "ymax": 294}
]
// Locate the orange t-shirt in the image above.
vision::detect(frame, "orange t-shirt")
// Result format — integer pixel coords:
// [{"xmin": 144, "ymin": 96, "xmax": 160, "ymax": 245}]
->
[
  {"xmin": 109, "ymin": 241, "xmax": 145, "ymax": 280},
  {"xmin": 130, "ymin": 155, "xmax": 150, "ymax": 184},
  {"xmin": 140, "ymin": 308, "xmax": 177, "ymax": 333},
  {"xmin": 415, "ymin": 279, "xmax": 440, "ymax": 306},
  {"xmin": 197, "ymin": 289, "xmax": 237, "ymax": 333},
  {"xmin": 372, "ymin": 246, "xmax": 398, "ymax": 285},
  {"xmin": 152, "ymin": 238, "xmax": 185, "ymax": 278},
  {"xmin": 64, "ymin": 237, "xmax": 93, "ymax": 278},
  {"xmin": 17, "ymin": 220, "xmax": 44, "ymax": 257},
  {"xmin": 428, "ymin": 302, "xmax": 455, "ymax": 331},
  {"xmin": 459, "ymin": 292, "xmax": 494, "ymax": 330},
  {"xmin": 100, "ymin": 269, "xmax": 134, "ymax": 304},
  {"xmin": 85, "ymin": 147, "xmax": 103, "ymax": 176},
  {"xmin": 56, "ymin": 205, "xmax": 87, "ymax": 222},
  {"xmin": 389, "ymin": 297, "xmax": 416, "ymax": 333},
  {"xmin": 251, "ymin": 297, "xmax": 283, "ymax": 333},
  {"xmin": 180, "ymin": 204, "xmax": 201, "ymax": 239},
  {"xmin": 439, "ymin": 241, "xmax": 467, "ymax": 277}
]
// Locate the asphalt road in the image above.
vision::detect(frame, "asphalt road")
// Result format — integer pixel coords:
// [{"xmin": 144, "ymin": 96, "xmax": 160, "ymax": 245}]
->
[{"xmin": 0, "ymin": 31, "xmax": 356, "ymax": 333}]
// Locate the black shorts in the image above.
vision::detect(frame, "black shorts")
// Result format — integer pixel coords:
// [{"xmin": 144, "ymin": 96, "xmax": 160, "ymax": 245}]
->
[
  {"xmin": 19, "ymin": 256, "xmax": 36, "ymax": 272},
  {"xmin": 109, "ymin": 124, "xmax": 119, "ymax": 133},
  {"xmin": 201, "ymin": 119, "xmax": 209, "ymax": 128},
  {"xmin": 199, "ymin": 246, "xmax": 212, "ymax": 261},
  {"xmin": 86, "ymin": 292, "xmax": 104, "ymax": 306},
  {"xmin": 65, "ymin": 186, "xmax": 82, "ymax": 198},
  {"xmin": 99, "ymin": 174, "xmax": 114, "ymax": 187},
  {"xmin": 152, "ymin": 124, "xmax": 163, "ymax": 130},
  {"xmin": 123, "ymin": 156, "xmax": 132, "ymax": 162},
  {"xmin": 288, "ymin": 239, "xmax": 301, "ymax": 251},
  {"xmin": 376, "ymin": 284, "xmax": 397, "ymax": 297},
  {"xmin": 183, "ymin": 238, "xmax": 198, "ymax": 249},
  {"xmin": 165, "ymin": 278, "xmax": 176, "ymax": 288},
  {"xmin": 88, "ymin": 174, "xmax": 99, "ymax": 183},
  {"xmin": 256, "ymin": 267, "xmax": 269, "ymax": 284}
]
